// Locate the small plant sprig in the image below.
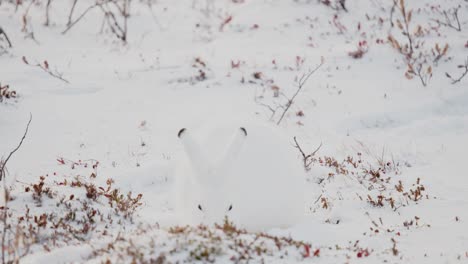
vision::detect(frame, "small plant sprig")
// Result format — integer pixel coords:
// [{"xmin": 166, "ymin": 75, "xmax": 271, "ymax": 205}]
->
[
  {"xmin": 388, "ymin": 0, "xmax": 449, "ymax": 87},
  {"xmin": 62, "ymin": 0, "xmax": 131, "ymax": 43},
  {"xmin": 293, "ymin": 136, "xmax": 322, "ymax": 171},
  {"xmin": 0, "ymin": 114, "xmax": 31, "ymax": 182},
  {"xmin": 1, "ymin": 115, "xmax": 32, "ymax": 264},
  {"xmin": 348, "ymin": 41, "xmax": 369, "ymax": 59},
  {"xmin": 22, "ymin": 56, "xmax": 70, "ymax": 84},
  {"xmin": 319, "ymin": 0, "xmax": 348, "ymax": 12},
  {"xmin": 446, "ymin": 57, "xmax": 468, "ymax": 84},
  {"xmin": 0, "ymin": 84, "xmax": 17, "ymax": 103},
  {"xmin": 276, "ymin": 57, "xmax": 324, "ymax": 125},
  {"xmin": 0, "ymin": 27, "xmax": 12, "ymax": 49},
  {"xmin": 431, "ymin": 5, "xmax": 462, "ymax": 32}
]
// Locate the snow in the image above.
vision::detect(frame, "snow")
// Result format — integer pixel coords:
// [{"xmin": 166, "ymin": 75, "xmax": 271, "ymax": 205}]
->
[{"xmin": 1, "ymin": 0, "xmax": 468, "ymax": 263}]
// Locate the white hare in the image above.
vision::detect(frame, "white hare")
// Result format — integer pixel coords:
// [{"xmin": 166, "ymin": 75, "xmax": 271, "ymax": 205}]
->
[{"xmin": 174, "ymin": 123, "xmax": 305, "ymax": 231}]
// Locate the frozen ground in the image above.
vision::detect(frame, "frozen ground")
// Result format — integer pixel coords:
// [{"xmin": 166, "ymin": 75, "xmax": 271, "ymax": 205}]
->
[{"xmin": 1, "ymin": 0, "xmax": 468, "ymax": 263}]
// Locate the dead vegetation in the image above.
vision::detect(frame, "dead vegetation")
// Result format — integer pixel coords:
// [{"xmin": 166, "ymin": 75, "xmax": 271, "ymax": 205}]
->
[
  {"xmin": 431, "ymin": 5, "xmax": 462, "ymax": 32},
  {"xmin": 1, "ymin": 115, "xmax": 32, "ymax": 264},
  {"xmin": 388, "ymin": 0, "xmax": 449, "ymax": 87},
  {"xmin": 446, "ymin": 56, "xmax": 468, "ymax": 84},
  {"xmin": 293, "ymin": 139, "xmax": 429, "ymax": 212},
  {"xmin": 1, "ymin": 155, "xmax": 143, "ymax": 263},
  {"xmin": 0, "ymin": 27, "xmax": 12, "ymax": 55},
  {"xmin": 22, "ymin": 56, "xmax": 70, "ymax": 84},
  {"xmin": 0, "ymin": 83, "xmax": 17, "ymax": 103},
  {"xmin": 171, "ymin": 57, "xmax": 213, "ymax": 85},
  {"xmin": 93, "ymin": 217, "xmax": 315, "ymax": 263},
  {"xmin": 251, "ymin": 57, "xmax": 324, "ymax": 125}
]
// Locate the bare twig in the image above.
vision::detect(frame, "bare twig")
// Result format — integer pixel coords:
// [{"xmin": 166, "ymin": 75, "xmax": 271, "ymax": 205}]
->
[
  {"xmin": 446, "ymin": 57, "xmax": 468, "ymax": 84},
  {"xmin": 431, "ymin": 6, "xmax": 461, "ymax": 32},
  {"xmin": 1, "ymin": 113, "xmax": 31, "ymax": 263},
  {"xmin": 412, "ymin": 63, "xmax": 431, "ymax": 87},
  {"xmin": 22, "ymin": 56, "xmax": 70, "ymax": 84},
  {"xmin": 1, "ymin": 190, "xmax": 7, "ymax": 264},
  {"xmin": 62, "ymin": 2, "xmax": 100, "ymax": 34},
  {"xmin": 44, "ymin": 0, "xmax": 52, "ymax": 26},
  {"xmin": 0, "ymin": 27, "xmax": 12, "ymax": 48},
  {"xmin": 67, "ymin": 0, "xmax": 79, "ymax": 26},
  {"xmin": 277, "ymin": 58, "xmax": 324, "ymax": 125},
  {"xmin": 319, "ymin": 0, "xmax": 348, "ymax": 12},
  {"xmin": 0, "ymin": 113, "xmax": 32, "ymax": 182},
  {"xmin": 293, "ymin": 136, "xmax": 322, "ymax": 171},
  {"xmin": 99, "ymin": 0, "xmax": 130, "ymax": 43},
  {"xmin": 389, "ymin": 0, "xmax": 397, "ymax": 28}
]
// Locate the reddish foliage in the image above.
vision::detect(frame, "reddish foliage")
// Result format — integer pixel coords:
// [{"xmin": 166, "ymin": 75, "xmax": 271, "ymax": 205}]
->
[
  {"xmin": 231, "ymin": 60, "xmax": 241, "ymax": 69},
  {"xmin": 357, "ymin": 248, "xmax": 370, "ymax": 258},
  {"xmin": 220, "ymin": 15, "xmax": 233, "ymax": 31},
  {"xmin": 303, "ymin": 244, "xmax": 310, "ymax": 258}
]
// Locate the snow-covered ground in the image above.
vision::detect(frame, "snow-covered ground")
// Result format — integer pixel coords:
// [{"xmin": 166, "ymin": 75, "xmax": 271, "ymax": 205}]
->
[{"xmin": 1, "ymin": 0, "xmax": 468, "ymax": 263}]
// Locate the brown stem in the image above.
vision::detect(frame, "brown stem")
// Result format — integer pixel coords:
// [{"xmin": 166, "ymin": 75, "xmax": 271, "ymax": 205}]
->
[
  {"xmin": 62, "ymin": 3, "xmax": 100, "ymax": 35},
  {"xmin": 67, "ymin": 0, "xmax": 79, "ymax": 26},
  {"xmin": 277, "ymin": 59, "xmax": 324, "ymax": 125},
  {"xmin": 0, "ymin": 27, "xmax": 12, "ymax": 48},
  {"xmin": 0, "ymin": 114, "xmax": 32, "ymax": 181}
]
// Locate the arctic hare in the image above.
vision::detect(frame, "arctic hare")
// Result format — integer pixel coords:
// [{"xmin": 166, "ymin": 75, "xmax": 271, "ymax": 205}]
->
[{"xmin": 174, "ymin": 124, "xmax": 305, "ymax": 231}]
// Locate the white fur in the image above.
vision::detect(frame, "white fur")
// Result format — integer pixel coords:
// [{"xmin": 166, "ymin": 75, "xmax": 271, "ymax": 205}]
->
[{"xmin": 173, "ymin": 123, "xmax": 306, "ymax": 231}]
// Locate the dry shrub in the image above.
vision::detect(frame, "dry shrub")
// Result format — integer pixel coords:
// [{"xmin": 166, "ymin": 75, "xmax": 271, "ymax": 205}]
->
[{"xmin": 0, "ymin": 83, "xmax": 17, "ymax": 103}]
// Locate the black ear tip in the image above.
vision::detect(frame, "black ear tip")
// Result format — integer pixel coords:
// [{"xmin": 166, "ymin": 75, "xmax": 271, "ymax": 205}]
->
[
  {"xmin": 178, "ymin": 128, "xmax": 187, "ymax": 138},
  {"xmin": 240, "ymin": 127, "xmax": 247, "ymax": 136}
]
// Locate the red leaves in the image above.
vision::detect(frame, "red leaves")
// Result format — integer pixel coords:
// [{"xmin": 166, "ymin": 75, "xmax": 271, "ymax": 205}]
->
[
  {"xmin": 302, "ymin": 245, "xmax": 319, "ymax": 258},
  {"xmin": 348, "ymin": 41, "xmax": 369, "ymax": 59},
  {"xmin": 357, "ymin": 248, "xmax": 370, "ymax": 258},
  {"xmin": 303, "ymin": 244, "xmax": 310, "ymax": 257},
  {"xmin": 220, "ymin": 15, "xmax": 233, "ymax": 31},
  {"xmin": 57, "ymin": 157, "xmax": 65, "ymax": 165}
]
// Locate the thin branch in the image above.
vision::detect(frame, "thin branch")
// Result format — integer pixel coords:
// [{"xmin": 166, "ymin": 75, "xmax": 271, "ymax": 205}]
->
[
  {"xmin": 0, "ymin": 27, "xmax": 12, "ymax": 48},
  {"xmin": 414, "ymin": 63, "xmax": 429, "ymax": 87},
  {"xmin": 62, "ymin": 3, "xmax": 100, "ymax": 35},
  {"xmin": 400, "ymin": 1, "xmax": 413, "ymax": 56},
  {"xmin": 277, "ymin": 58, "xmax": 324, "ymax": 125},
  {"xmin": 44, "ymin": 0, "xmax": 52, "ymax": 26},
  {"xmin": 99, "ymin": 1, "xmax": 129, "ymax": 43},
  {"xmin": 0, "ymin": 114, "xmax": 32, "ymax": 182},
  {"xmin": 389, "ymin": 0, "xmax": 397, "ymax": 28},
  {"xmin": 446, "ymin": 57, "xmax": 468, "ymax": 84},
  {"xmin": 22, "ymin": 56, "xmax": 70, "ymax": 84},
  {"xmin": 67, "ymin": 0, "xmax": 79, "ymax": 26},
  {"xmin": 431, "ymin": 6, "xmax": 461, "ymax": 32},
  {"xmin": 293, "ymin": 136, "xmax": 322, "ymax": 171}
]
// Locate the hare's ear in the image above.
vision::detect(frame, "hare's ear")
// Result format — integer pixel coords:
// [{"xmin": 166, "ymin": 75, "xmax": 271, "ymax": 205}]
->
[
  {"xmin": 178, "ymin": 128, "xmax": 210, "ymax": 176},
  {"xmin": 217, "ymin": 127, "xmax": 247, "ymax": 172}
]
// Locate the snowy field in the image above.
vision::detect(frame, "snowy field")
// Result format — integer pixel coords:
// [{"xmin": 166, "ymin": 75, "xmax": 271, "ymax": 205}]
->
[{"xmin": 1, "ymin": 0, "xmax": 468, "ymax": 263}]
